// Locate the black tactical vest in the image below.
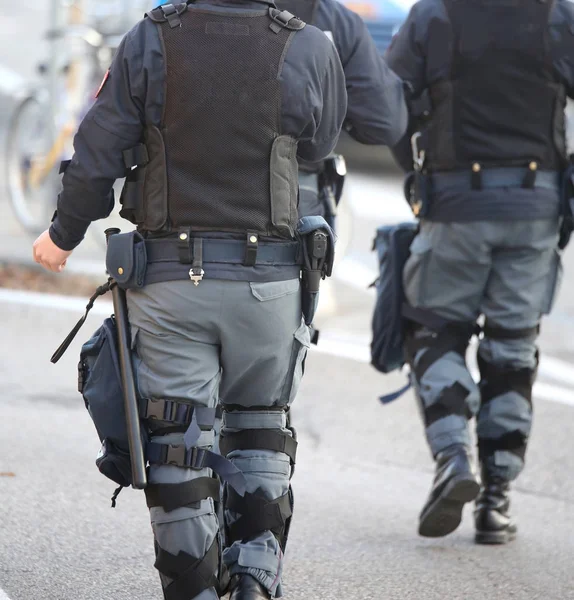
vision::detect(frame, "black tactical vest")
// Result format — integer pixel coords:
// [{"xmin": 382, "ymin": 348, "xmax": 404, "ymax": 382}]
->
[
  {"xmin": 425, "ymin": 0, "xmax": 566, "ymax": 172},
  {"xmin": 140, "ymin": 3, "xmax": 304, "ymax": 238}
]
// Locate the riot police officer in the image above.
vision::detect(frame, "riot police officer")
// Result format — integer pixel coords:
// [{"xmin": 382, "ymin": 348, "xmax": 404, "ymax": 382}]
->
[
  {"xmin": 276, "ymin": 0, "xmax": 408, "ymax": 223},
  {"xmin": 385, "ymin": 0, "xmax": 574, "ymax": 543},
  {"xmin": 33, "ymin": 1, "xmax": 347, "ymax": 598}
]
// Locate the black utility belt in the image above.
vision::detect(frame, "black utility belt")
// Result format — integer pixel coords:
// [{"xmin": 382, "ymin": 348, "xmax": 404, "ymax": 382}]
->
[
  {"xmin": 146, "ymin": 235, "xmax": 301, "ymax": 267},
  {"xmin": 405, "ymin": 166, "xmax": 561, "ymax": 218},
  {"xmin": 430, "ymin": 165, "xmax": 560, "ymax": 193},
  {"xmin": 105, "ymin": 230, "xmax": 302, "ymax": 289}
]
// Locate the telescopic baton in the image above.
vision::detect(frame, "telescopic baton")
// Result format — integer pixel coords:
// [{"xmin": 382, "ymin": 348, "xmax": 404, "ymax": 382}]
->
[{"xmin": 105, "ymin": 228, "xmax": 147, "ymax": 489}]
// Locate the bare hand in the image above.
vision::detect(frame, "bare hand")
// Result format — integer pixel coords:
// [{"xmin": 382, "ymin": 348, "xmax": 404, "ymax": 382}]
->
[{"xmin": 32, "ymin": 230, "xmax": 73, "ymax": 273}]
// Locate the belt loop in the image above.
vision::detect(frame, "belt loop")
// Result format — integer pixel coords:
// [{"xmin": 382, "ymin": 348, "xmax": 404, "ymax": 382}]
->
[
  {"xmin": 522, "ymin": 161, "xmax": 538, "ymax": 189},
  {"xmin": 471, "ymin": 162, "xmax": 482, "ymax": 190},
  {"xmin": 178, "ymin": 228, "xmax": 192, "ymax": 264},
  {"xmin": 244, "ymin": 232, "xmax": 259, "ymax": 267},
  {"xmin": 189, "ymin": 237, "xmax": 204, "ymax": 286}
]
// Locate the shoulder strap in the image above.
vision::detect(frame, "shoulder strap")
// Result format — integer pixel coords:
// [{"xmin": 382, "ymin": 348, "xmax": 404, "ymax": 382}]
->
[
  {"xmin": 146, "ymin": 2, "xmax": 189, "ymax": 27},
  {"xmin": 276, "ymin": 0, "xmax": 319, "ymax": 25},
  {"xmin": 268, "ymin": 7, "xmax": 305, "ymax": 32}
]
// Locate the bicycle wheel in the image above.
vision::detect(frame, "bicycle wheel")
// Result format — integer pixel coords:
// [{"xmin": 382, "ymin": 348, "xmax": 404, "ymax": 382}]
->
[{"xmin": 5, "ymin": 92, "xmax": 61, "ymax": 235}]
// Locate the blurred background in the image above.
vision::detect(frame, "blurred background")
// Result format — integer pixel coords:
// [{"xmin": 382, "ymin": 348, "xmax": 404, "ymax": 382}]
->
[{"xmin": 1, "ymin": 1, "xmax": 574, "ymax": 599}]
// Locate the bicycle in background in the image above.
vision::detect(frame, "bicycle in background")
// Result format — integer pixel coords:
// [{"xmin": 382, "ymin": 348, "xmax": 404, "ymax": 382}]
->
[{"xmin": 4, "ymin": 0, "xmax": 149, "ymax": 247}]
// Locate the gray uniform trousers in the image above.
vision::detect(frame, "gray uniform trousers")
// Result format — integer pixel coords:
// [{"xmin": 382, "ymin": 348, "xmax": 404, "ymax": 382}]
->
[
  {"xmin": 127, "ymin": 278, "xmax": 310, "ymax": 599},
  {"xmin": 403, "ymin": 219, "xmax": 561, "ymax": 481}
]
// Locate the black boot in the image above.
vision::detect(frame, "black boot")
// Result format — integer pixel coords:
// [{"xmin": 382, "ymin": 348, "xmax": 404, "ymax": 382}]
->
[
  {"xmin": 229, "ymin": 574, "xmax": 271, "ymax": 600},
  {"xmin": 419, "ymin": 444, "xmax": 480, "ymax": 538},
  {"xmin": 474, "ymin": 473, "xmax": 517, "ymax": 544}
]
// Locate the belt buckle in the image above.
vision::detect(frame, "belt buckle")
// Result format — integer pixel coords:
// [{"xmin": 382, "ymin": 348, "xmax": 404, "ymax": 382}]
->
[
  {"xmin": 189, "ymin": 267, "xmax": 204, "ymax": 286},
  {"xmin": 165, "ymin": 444, "xmax": 187, "ymax": 466}
]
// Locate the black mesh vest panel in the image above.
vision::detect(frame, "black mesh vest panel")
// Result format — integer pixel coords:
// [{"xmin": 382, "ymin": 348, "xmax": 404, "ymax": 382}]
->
[
  {"xmin": 426, "ymin": 0, "xmax": 566, "ymax": 172},
  {"xmin": 153, "ymin": 9, "xmax": 295, "ymax": 235}
]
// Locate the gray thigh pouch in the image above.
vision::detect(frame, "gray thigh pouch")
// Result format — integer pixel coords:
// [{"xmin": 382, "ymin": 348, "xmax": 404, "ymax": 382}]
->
[
  {"xmin": 279, "ymin": 319, "xmax": 311, "ymax": 406},
  {"xmin": 540, "ymin": 249, "xmax": 563, "ymax": 315}
]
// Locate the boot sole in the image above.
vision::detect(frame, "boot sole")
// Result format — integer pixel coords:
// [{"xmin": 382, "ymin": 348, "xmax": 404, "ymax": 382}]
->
[
  {"xmin": 419, "ymin": 476, "xmax": 480, "ymax": 538},
  {"xmin": 475, "ymin": 528, "xmax": 517, "ymax": 545}
]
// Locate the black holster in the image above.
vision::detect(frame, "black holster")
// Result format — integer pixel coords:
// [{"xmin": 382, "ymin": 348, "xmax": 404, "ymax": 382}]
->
[
  {"xmin": 298, "ymin": 217, "xmax": 335, "ymax": 325},
  {"xmin": 404, "ymin": 170, "xmax": 431, "ymax": 218}
]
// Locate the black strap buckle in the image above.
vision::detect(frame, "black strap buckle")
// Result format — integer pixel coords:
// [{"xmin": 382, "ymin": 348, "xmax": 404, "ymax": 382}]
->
[
  {"xmin": 244, "ymin": 232, "xmax": 259, "ymax": 266},
  {"xmin": 161, "ymin": 3, "xmax": 182, "ymax": 28}
]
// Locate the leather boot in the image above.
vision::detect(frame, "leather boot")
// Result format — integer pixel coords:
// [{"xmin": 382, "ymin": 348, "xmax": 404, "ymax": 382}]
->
[
  {"xmin": 229, "ymin": 574, "xmax": 271, "ymax": 600},
  {"xmin": 419, "ymin": 444, "xmax": 480, "ymax": 538},
  {"xmin": 474, "ymin": 472, "xmax": 517, "ymax": 544}
]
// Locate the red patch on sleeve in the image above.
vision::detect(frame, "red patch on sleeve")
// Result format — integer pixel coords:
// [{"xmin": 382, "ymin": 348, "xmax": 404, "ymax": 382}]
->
[{"xmin": 95, "ymin": 70, "xmax": 110, "ymax": 99}]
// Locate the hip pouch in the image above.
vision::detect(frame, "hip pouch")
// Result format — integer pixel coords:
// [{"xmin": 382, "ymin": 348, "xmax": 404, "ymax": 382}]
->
[
  {"xmin": 78, "ymin": 317, "xmax": 144, "ymax": 488},
  {"xmin": 105, "ymin": 230, "xmax": 147, "ymax": 289},
  {"xmin": 370, "ymin": 221, "xmax": 418, "ymax": 374}
]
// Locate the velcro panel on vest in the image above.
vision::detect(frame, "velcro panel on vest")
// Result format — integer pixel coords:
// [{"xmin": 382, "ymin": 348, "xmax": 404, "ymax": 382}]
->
[
  {"xmin": 424, "ymin": 381, "xmax": 472, "ymax": 427},
  {"xmin": 226, "ymin": 487, "xmax": 292, "ymax": 547},
  {"xmin": 155, "ymin": 537, "xmax": 220, "ymax": 600},
  {"xmin": 145, "ymin": 477, "xmax": 220, "ymax": 512},
  {"xmin": 478, "ymin": 354, "xmax": 536, "ymax": 406},
  {"xmin": 478, "ymin": 430, "xmax": 528, "ymax": 462},
  {"xmin": 270, "ymin": 135, "xmax": 299, "ymax": 238},
  {"xmin": 219, "ymin": 430, "xmax": 297, "ymax": 465},
  {"xmin": 142, "ymin": 125, "xmax": 168, "ymax": 232}
]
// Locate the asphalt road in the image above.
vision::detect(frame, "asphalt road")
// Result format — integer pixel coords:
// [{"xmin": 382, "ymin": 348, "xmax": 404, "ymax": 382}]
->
[{"xmin": 2, "ymin": 3, "xmax": 574, "ymax": 600}]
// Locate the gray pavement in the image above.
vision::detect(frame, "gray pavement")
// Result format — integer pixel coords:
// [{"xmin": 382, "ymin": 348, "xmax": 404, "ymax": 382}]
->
[{"xmin": 1, "ymin": 301, "xmax": 574, "ymax": 600}]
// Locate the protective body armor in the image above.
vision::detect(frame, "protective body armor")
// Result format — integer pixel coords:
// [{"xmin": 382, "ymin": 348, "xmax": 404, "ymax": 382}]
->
[
  {"xmin": 126, "ymin": 3, "xmax": 304, "ymax": 238},
  {"xmin": 425, "ymin": 0, "xmax": 567, "ymax": 172}
]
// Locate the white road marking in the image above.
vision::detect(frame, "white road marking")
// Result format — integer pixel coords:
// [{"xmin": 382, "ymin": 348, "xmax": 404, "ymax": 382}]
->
[
  {"xmin": 0, "ymin": 587, "xmax": 13, "ymax": 600},
  {"xmin": 0, "ymin": 288, "xmax": 112, "ymax": 315},
  {"xmin": 314, "ymin": 330, "xmax": 574, "ymax": 408},
  {"xmin": 0, "ymin": 287, "xmax": 573, "ymax": 407}
]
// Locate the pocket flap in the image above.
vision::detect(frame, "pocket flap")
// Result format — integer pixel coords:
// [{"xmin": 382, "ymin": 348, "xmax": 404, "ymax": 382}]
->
[{"xmin": 105, "ymin": 231, "xmax": 147, "ymax": 288}]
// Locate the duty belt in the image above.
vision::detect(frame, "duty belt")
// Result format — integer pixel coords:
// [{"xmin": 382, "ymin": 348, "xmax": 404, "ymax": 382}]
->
[
  {"xmin": 145, "ymin": 237, "xmax": 301, "ymax": 267},
  {"xmin": 431, "ymin": 167, "xmax": 560, "ymax": 194}
]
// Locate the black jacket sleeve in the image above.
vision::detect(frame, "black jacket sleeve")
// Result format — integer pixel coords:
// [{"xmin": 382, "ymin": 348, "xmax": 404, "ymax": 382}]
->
[
  {"xmin": 281, "ymin": 24, "xmax": 348, "ymax": 163},
  {"xmin": 328, "ymin": 1, "xmax": 407, "ymax": 146},
  {"xmin": 550, "ymin": 0, "xmax": 574, "ymax": 100},
  {"xmin": 384, "ymin": 3, "xmax": 430, "ymax": 172},
  {"xmin": 49, "ymin": 21, "xmax": 154, "ymax": 251}
]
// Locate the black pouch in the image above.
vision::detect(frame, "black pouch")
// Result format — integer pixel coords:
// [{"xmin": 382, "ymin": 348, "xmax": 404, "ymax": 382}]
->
[
  {"xmin": 105, "ymin": 230, "xmax": 147, "ymax": 289},
  {"xmin": 79, "ymin": 317, "xmax": 146, "ymax": 489},
  {"xmin": 371, "ymin": 221, "xmax": 418, "ymax": 374}
]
